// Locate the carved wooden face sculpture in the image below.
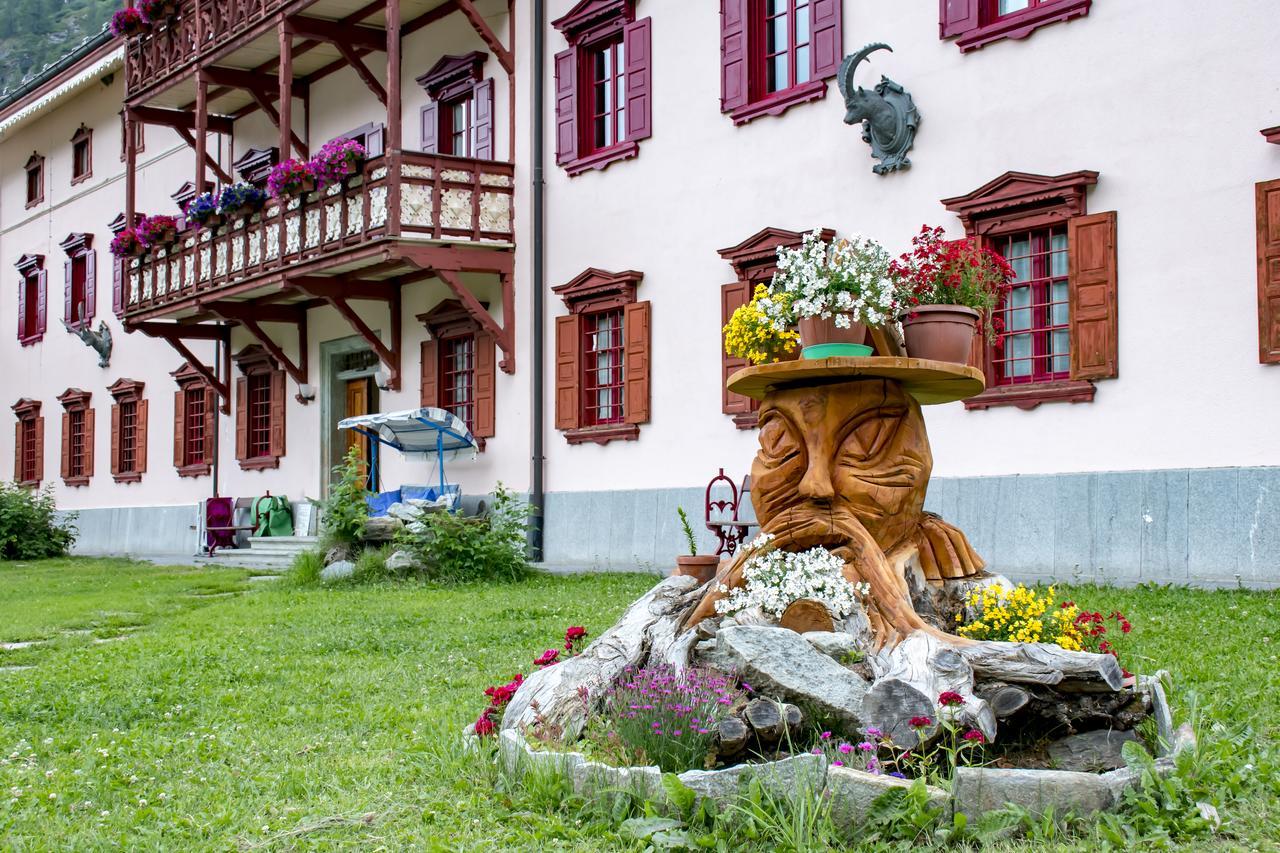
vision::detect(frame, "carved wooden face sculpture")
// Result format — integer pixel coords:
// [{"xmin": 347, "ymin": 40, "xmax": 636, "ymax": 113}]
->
[{"xmin": 751, "ymin": 379, "xmax": 932, "ymax": 555}]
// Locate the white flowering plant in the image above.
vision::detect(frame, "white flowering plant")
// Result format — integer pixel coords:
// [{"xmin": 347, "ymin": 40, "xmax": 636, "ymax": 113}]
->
[
  {"xmin": 714, "ymin": 537, "xmax": 870, "ymax": 620},
  {"xmin": 764, "ymin": 229, "xmax": 898, "ymax": 329}
]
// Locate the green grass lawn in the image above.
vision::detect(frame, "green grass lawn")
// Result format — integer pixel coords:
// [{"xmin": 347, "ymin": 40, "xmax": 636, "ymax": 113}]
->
[{"xmin": 1, "ymin": 559, "xmax": 1278, "ymax": 850}]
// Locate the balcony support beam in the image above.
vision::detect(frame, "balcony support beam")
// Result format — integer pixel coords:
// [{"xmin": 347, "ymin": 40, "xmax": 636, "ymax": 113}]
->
[
  {"xmin": 457, "ymin": 0, "xmax": 514, "ymax": 74},
  {"xmin": 386, "ymin": 0, "xmax": 403, "ymax": 239},
  {"xmin": 130, "ymin": 323, "xmax": 232, "ymax": 414},
  {"xmin": 201, "ymin": 67, "xmax": 309, "ymax": 158},
  {"xmin": 286, "ymin": 16, "xmax": 386, "ymax": 52},
  {"xmin": 434, "ymin": 268, "xmax": 515, "ymax": 374},
  {"xmin": 194, "ymin": 78, "xmax": 208, "ymax": 198},
  {"xmin": 279, "ymin": 21, "xmax": 294, "ymax": 161},
  {"xmin": 130, "ymin": 106, "xmax": 234, "ymax": 135},
  {"xmin": 290, "ymin": 277, "xmax": 401, "ymax": 391},
  {"xmin": 203, "ymin": 301, "xmax": 310, "ymax": 403}
]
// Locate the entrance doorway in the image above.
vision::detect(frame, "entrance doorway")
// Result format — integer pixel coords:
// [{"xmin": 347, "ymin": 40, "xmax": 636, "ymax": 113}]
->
[
  {"xmin": 344, "ymin": 376, "xmax": 374, "ymax": 483},
  {"xmin": 320, "ymin": 337, "xmax": 381, "ymax": 495}
]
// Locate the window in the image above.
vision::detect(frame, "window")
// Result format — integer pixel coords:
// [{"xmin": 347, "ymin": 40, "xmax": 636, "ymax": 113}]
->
[
  {"xmin": 552, "ymin": 268, "xmax": 650, "ymax": 445},
  {"xmin": 417, "ymin": 53, "xmax": 493, "ymax": 160},
  {"xmin": 721, "ymin": 0, "xmax": 840, "ymax": 126},
  {"xmin": 11, "ymin": 399, "xmax": 43, "ymax": 487},
  {"xmin": 1259, "ymin": 179, "xmax": 1280, "ymax": 363},
  {"xmin": 940, "ymin": 0, "xmax": 1091, "ymax": 53},
  {"xmin": 717, "ymin": 227, "xmax": 834, "ymax": 428},
  {"xmin": 233, "ymin": 345, "xmax": 285, "ymax": 470},
  {"xmin": 71, "ymin": 124, "xmax": 92, "ymax": 184},
  {"xmin": 15, "ymin": 254, "xmax": 46, "ymax": 346},
  {"xmin": 57, "ymin": 388, "xmax": 94, "ymax": 487},
  {"xmin": 172, "ymin": 361, "xmax": 215, "ymax": 476},
  {"xmin": 59, "ymin": 233, "xmax": 96, "ymax": 330},
  {"xmin": 120, "ymin": 111, "xmax": 144, "ymax": 161},
  {"xmin": 333, "ymin": 121, "xmax": 386, "ymax": 159},
  {"xmin": 941, "ymin": 170, "xmax": 1118, "ymax": 410},
  {"xmin": 418, "ymin": 299, "xmax": 497, "ymax": 444},
  {"xmin": 108, "ymin": 378, "xmax": 147, "ymax": 483},
  {"xmin": 553, "ymin": 1, "xmax": 652, "ymax": 175},
  {"xmin": 24, "ymin": 152, "xmax": 43, "ymax": 207}
]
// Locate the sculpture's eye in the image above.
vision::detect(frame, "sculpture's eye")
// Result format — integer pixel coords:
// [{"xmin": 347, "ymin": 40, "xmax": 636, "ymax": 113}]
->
[
  {"xmin": 839, "ymin": 408, "xmax": 905, "ymax": 464},
  {"xmin": 757, "ymin": 414, "xmax": 801, "ymax": 468}
]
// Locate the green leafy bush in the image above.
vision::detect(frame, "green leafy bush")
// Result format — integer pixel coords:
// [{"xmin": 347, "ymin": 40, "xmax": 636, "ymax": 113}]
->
[
  {"xmin": 0, "ymin": 482, "xmax": 76, "ymax": 560},
  {"xmin": 394, "ymin": 483, "xmax": 532, "ymax": 583},
  {"xmin": 319, "ymin": 446, "xmax": 369, "ymax": 551},
  {"xmin": 285, "ymin": 548, "xmax": 324, "ymax": 586}
]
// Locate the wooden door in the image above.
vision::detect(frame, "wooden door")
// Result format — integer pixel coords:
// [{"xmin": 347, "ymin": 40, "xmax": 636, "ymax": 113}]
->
[{"xmin": 344, "ymin": 377, "xmax": 372, "ymax": 483}]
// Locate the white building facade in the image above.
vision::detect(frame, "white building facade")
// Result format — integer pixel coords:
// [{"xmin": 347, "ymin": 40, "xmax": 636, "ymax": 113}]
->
[{"xmin": 3, "ymin": 0, "xmax": 1280, "ymax": 585}]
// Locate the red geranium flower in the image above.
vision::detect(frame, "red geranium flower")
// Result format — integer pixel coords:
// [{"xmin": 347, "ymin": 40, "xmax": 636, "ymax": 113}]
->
[{"xmin": 937, "ymin": 691, "xmax": 965, "ymax": 707}]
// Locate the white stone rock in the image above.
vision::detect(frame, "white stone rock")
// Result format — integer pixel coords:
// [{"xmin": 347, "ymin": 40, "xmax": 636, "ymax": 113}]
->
[
  {"xmin": 677, "ymin": 753, "xmax": 827, "ymax": 807},
  {"xmin": 802, "ymin": 631, "xmax": 864, "ymax": 661},
  {"xmin": 573, "ymin": 760, "xmax": 665, "ymax": 802},
  {"xmin": 319, "ymin": 560, "xmax": 354, "ymax": 582},
  {"xmin": 953, "ymin": 767, "xmax": 1117, "ymax": 820},
  {"xmin": 826, "ymin": 766, "xmax": 949, "ymax": 830},
  {"xmin": 385, "ymin": 550, "xmax": 420, "ymax": 574},
  {"xmin": 497, "ymin": 728, "xmax": 586, "ymax": 781}
]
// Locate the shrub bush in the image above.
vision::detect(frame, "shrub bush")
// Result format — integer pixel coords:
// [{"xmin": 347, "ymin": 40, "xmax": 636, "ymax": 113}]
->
[
  {"xmin": 0, "ymin": 482, "xmax": 76, "ymax": 560},
  {"xmin": 319, "ymin": 445, "xmax": 369, "ymax": 552},
  {"xmin": 395, "ymin": 483, "xmax": 532, "ymax": 583}
]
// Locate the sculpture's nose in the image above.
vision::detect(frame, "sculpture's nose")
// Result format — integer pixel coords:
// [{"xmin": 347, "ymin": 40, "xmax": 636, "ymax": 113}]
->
[{"xmin": 798, "ymin": 462, "xmax": 836, "ymax": 503}]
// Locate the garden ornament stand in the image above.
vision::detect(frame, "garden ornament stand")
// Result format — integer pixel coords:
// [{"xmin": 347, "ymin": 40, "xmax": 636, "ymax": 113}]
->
[
  {"xmin": 838, "ymin": 43, "xmax": 920, "ymax": 175},
  {"xmin": 498, "ymin": 357, "xmax": 1183, "ymax": 824}
]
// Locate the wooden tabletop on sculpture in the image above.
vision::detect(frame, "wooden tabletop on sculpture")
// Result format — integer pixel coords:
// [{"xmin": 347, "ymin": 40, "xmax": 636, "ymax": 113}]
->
[{"xmin": 686, "ymin": 357, "xmax": 987, "ymax": 647}]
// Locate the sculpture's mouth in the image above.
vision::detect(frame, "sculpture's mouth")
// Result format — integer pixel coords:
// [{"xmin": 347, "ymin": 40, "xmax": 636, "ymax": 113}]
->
[{"xmin": 762, "ymin": 507, "xmax": 868, "ymax": 552}]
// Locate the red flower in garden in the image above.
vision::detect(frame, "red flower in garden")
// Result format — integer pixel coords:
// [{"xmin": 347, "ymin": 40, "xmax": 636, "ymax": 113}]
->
[
  {"xmin": 962, "ymin": 729, "xmax": 986, "ymax": 744},
  {"xmin": 565, "ymin": 626, "xmax": 587, "ymax": 643},
  {"xmin": 909, "ymin": 716, "xmax": 933, "ymax": 728},
  {"xmin": 937, "ymin": 691, "xmax": 965, "ymax": 707},
  {"xmin": 533, "ymin": 649, "xmax": 560, "ymax": 668},
  {"xmin": 473, "ymin": 713, "xmax": 496, "ymax": 737}
]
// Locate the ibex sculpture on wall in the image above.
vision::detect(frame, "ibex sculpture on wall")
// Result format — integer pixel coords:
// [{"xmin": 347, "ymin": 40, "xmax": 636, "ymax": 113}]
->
[
  {"xmin": 838, "ymin": 42, "xmax": 920, "ymax": 175},
  {"xmin": 63, "ymin": 304, "xmax": 113, "ymax": 368}
]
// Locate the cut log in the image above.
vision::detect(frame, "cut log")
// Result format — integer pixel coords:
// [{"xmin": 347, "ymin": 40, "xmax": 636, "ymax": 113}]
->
[
  {"xmin": 780, "ymin": 599, "xmax": 835, "ymax": 634},
  {"xmin": 783, "ymin": 703, "xmax": 804, "ymax": 739},
  {"xmin": 974, "ymin": 681, "xmax": 1032, "ymax": 719},
  {"xmin": 716, "ymin": 716, "xmax": 750, "ymax": 757},
  {"xmin": 958, "ymin": 642, "xmax": 1125, "ymax": 692},
  {"xmin": 744, "ymin": 698, "xmax": 786, "ymax": 744},
  {"xmin": 501, "ymin": 575, "xmax": 700, "ymax": 737}
]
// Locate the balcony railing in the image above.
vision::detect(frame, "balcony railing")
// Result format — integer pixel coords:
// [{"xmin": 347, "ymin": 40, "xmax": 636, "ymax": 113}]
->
[{"xmin": 123, "ymin": 151, "xmax": 514, "ymax": 317}]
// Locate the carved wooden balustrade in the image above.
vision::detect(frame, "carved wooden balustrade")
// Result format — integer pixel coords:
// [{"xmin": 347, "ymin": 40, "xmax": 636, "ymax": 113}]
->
[{"xmin": 121, "ymin": 151, "xmax": 515, "ymax": 317}]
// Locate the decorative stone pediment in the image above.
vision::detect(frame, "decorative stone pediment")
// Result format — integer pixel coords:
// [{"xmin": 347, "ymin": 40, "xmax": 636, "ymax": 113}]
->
[
  {"xmin": 109, "ymin": 212, "xmax": 145, "ymax": 234},
  {"xmin": 172, "ymin": 180, "xmax": 214, "ymax": 209},
  {"xmin": 15, "ymin": 253, "xmax": 44, "ymax": 274},
  {"xmin": 417, "ymin": 298, "xmax": 490, "ymax": 338},
  {"xmin": 234, "ymin": 147, "xmax": 280, "ymax": 185},
  {"xmin": 415, "ymin": 51, "xmax": 487, "ymax": 101},
  {"xmin": 551, "ymin": 0, "xmax": 634, "ymax": 45},
  {"xmin": 552, "ymin": 268, "xmax": 643, "ymax": 313},
  {"xmin": 59, "ymin": 233, "xmax": 94, "ymax": 255},
  {"xmin": 11, "ymin": 398, "xmax": 40, "ymax": 417},
  {"xmin": 56, "ymin": 388, "xmax": 92, "ymax": 410},
  {"xmin": 941, "ymin": 170, "xmax": 1098, "ymax": 232},
  {"xmin": 107, "ymin": 377, "xmax": 145, "ymax": 402},
  {"xmin": 24, "ymin": 151, "xmax": 43, "ymax": 172},
  {"xmin": 718, "ymin": 227, "xmax": 836, "ymax": 278},
  {"xmin": 171, "ymin": 361, "xmax": 211, "ymax": 388},
  {"xmin": 233, "ymin": 344, "xmax": 278, "ymax": 375}
]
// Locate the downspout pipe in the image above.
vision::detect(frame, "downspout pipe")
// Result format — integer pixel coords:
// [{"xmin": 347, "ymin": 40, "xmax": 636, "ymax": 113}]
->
[{"xmin": 529, "ymin": 0, "xmax": 547, "ymax": 561}]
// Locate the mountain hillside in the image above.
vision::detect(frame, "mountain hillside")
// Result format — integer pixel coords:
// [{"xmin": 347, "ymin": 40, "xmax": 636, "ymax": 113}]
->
[{"xmin": 0, "ymin": 0, "xmax": 116, "ymax": 97}]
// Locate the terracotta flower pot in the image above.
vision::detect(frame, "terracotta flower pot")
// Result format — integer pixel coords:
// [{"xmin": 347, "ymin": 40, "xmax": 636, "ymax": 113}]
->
[
  {"xmin": 674, "ymin": 555, "xmax": 721, "ymax": 585},
  {"xmin": 797, "ymin": 314, "xmax": 872, "ymax": 359},
  {"xmin": 901, "ymin": 305, "xmax": 980, "ymax": 364}
]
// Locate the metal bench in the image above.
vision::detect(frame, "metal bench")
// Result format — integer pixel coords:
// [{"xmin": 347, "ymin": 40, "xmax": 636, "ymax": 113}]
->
[{"xmin": 705, "ymin": 468, "xmax": 757, "ymax": 557}]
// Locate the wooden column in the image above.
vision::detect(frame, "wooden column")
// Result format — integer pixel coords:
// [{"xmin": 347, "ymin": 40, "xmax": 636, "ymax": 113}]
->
[
  {"xmin": 194, "ymin": 77, "xmax": 208, "ymax": 191},
  {"xmin": 385, "ymin": 0, "xmax": 402, "ymax": 237},
  {"xmin": 278, "ymin": 20, "xmax": 293, "ymax": 158},
  {"xmin": 124, "ymin": 107, "xmax": 137, "ymax": 223}
]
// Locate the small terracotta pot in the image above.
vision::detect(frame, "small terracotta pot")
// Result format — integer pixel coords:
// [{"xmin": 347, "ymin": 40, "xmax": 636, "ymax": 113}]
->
[
  {"xmin": 797, "ymin": 314, "xmax": 867, "ymax": 349},
  {"xmin": 901, "ymin": 304, "xmax": 979, "ymax": 364},
  {"xmin": 674, "ymin": 555, "xmax": 721, "ymax": 585}
]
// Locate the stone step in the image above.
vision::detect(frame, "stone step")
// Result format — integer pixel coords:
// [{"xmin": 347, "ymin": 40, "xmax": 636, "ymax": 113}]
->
[
  {"xmin": 196, "ymin": 552, "xmax": 298, "ymax": 572},
  {"xmin": 246, "ymin": 536, "xmax": 318, "ymax": 547}
]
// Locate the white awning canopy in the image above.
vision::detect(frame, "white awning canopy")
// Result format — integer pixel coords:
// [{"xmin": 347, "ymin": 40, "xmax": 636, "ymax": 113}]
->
[{"xmin": 337, "ymin": 407, "xmax": 478, "ymax": 456}]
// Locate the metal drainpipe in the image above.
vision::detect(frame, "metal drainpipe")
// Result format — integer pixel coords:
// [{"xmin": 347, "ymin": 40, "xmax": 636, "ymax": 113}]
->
[{"xmin": 529, "ymin": 0, "xmax": 547, "ymax": 561}]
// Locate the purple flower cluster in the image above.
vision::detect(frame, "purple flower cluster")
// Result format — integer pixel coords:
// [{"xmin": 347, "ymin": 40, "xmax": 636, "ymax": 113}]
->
[
  {"xmin": 266, "ymin": 160, "xmax": 315, "ymax": 199},
  {"xmin": 309, "ymin": 137, "xmax": 367, "ymax": 187},
  {"xmin": 601, "ymin": 665, "xmax": 744, "ymax": 772},
  {"xmin": 109, "ymin": 8, "xmax": 145, "ymax": 37}
]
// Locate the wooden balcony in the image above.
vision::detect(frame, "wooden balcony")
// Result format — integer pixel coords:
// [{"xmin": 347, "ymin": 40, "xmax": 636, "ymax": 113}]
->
[{"xmin": 121, "ymin": 150, "xmax": 513, "ymax": 320}]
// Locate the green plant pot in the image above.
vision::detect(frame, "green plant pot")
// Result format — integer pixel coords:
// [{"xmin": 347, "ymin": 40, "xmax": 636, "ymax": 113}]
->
[{"xmin": 801, "ymin": 343, "xmax": 874, "ymax": 359}]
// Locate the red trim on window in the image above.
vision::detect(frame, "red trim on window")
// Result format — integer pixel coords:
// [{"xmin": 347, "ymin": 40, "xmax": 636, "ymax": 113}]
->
[
  {"xmin": 729, "ymin": 79, "xmax": 827, "ymax": 127},
  {"xmin": 1263, "ymin": 126, "xmax": 1280, "ymax": 145},
  {"xmin": 440, "ymin": 334, "xmax": 477, "ymax": 432},
  {"xmin": 70, "ymin": 124, "xmax": 93, "ymax": 185},
  {"xmin": 952, "ymin": 0, "xmax": 1091, "ymax": 52},
  {"xmin": 24, "ymin": 152, "xmax": 43, "ymax": 208}
]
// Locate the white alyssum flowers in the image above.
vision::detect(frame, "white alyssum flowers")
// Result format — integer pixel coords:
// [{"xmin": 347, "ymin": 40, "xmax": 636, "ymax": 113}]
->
[
  {"xmin": 765, "ymin": 229, "xmax": 897, "ymax": 329},
  {"xmin": 714, "ymin": 545, "xmax": 870, "ymax": 620}
]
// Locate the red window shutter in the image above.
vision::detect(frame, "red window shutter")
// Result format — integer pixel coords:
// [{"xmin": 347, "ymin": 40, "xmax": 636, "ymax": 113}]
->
[
  {"xmin": 554, "ymin": 314, "xmax": 581, "ymax": 430},
  {"xmin": 135, "ymin": 400, "xmax": 148, "ymax": 474},
  {"xmin": 110, "ymin": 403, "xmax": 121, "ymax": 475},
  {"xmin": 1257, "ymin": 179, "xmax": 1280, "ymax": 364},
  {"xmin": 809, "ymin": 0, "xmax": 842, "ymax": 80},
  {"xmin": 474, "ymin": 331, "xmax": 497, "ymax": 439},
  {"xmin": 36, "ymin": 269, "xmax": 47, "ymax": 335},
  {"xmin": 554, "ymin": 48, "xmax": 578, "ymax": 166},
  {"xmin": 420, "ymin": 339, "xmax": 440, "ymax": 407},
  {"xmin": 721, "ymin": 281, "xmax": 755, "ymax": 416},
  {"xmin": 234, "ymin": 377, "xmax": 248, "ymax": 462},
  {"xmin": 623, "ymin": 300, "xmax": 652, "ymax": 425},
  {"xmin": 473, "ymin": 78, "xmax": 495, "ymax": 160},
  {"xmin": 173, "ymin": 390, "xmax": 186, "ymax": 469},
  {"xmin": 84, "ymin": 251, "xmax": 96, "ymax": 322},
  {"xmin": 112, "ymin": 257, "xmax": 124, "ymax": 318},
  {"xmin": 202, "ymin": 389, "xmax": 216, "ymax": 465},
  {"xmin": 17, "ymin": 273, "xmax": 27, "ymax": 340},
  {"xmin": 420, "ymin": 103, "xmax": 439, "ymax": 153},
  {"xmin": 64, "ymin": 258, "xmax": 73, "ymax": 324},
  {"xmin": 720, "ymin": 0, "xmax": 749, "ymax": 113},
  {"xmin": 940, "ymin": 0, "xmax": 980, "ymax": 38},
  {"xmin": 60, "ymin": 412, "xmax": 71, "ymax": 480},
  {"xmin": 12, "ymin": 422, "xmax": 19, "ymax": 481},
  {"xmin": 623, "ymin": 18, "xmax": 653, "ymax": 142},
  {"xmin": 268, "ymin": 370, "xmax": 286, "ymax": 459},
  {"xmin": 84, "ymin": 408, "xmax": 95, "ymax": 477},
  {"xmin": 33, "ymin": 416, "xmax": 43, "ymax": 484},
  {"xmin": 1067, "ymin": 211, "xmax": 1119, "ymax": 381}
]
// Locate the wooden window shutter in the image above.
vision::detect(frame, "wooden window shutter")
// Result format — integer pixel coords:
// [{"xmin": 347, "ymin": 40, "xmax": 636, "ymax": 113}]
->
[
  {"xmin": 64, "ymin": 257, "xmax": 73, "ymax": 323},
  {"xmin": 84, "ymin": 408, "xmax": 95, "ymax": 477},
  {"xmin": 721, "ymin": 281, "xmax": 755, "ymax": 416},
  {"xmin": 940, "ymin": 0, "xmax": 980, "ymax": 37},
  {"xmin": 809, "ymin": 0, "xmax": 842, "ymax": 80},
  {"xmin": 554, "ymin": 49, "xmax": 578, "ymax": 166},
  {"xmin": 202, "ymin": 390, "xmax": 216, "ymax": 465},
  {"xmin": 623, "ymin": 301, "xmax": 652, "ymax": 425},
  {"xmin": 17, "ymin": 275, "xmax": 27, "ymax": 340},
  {"xmin": 60, "ymin": 412, "xmax": 71, "ymax": 479},
  {"xmin": 364, "ymin": 124, "xmax": 385, "ymax": 158},
  {"xmin": 474, "ymin": 331, "xmax": 497, "ymax": 439},
  {"xmin": 110, "ymin": 402, "xmax": 121, "ymax": 475},
  {"xmin": 12, "ymin": 422, "xmax": 19, "ymax": 480},
  {"xmin": 112, "ymin": 257, "xmax": 124, "ymax": 318},
  {"xmin": 268, "ymin": 370, "xmax": 286, "ymax": 459},
  {"xmin": 420, "ymin": 103, "xmax": 439, "ymax": 153},
  {"xmin": 623, "ymin": 18, "xmax": 653, "ymax": 142},
  {"xmin": 1257, "ymin": 179, "xmax": 1280, "ymax": 364},
  {"xmin": 473, "ymin": 79, "xmax": 495, "ymax": 160},
  {"xmin": 420, "ymin": 339, "xmax": 440, "ymax": 407},
  {"xmin": 720, "ymin": 0, "xmax": 749, "ymax": 113},
  {"xmin": 173, "ymin": 390, "xmax": 186, "ymax": 468},
  {"xmin": 135, "ymin": 400, "xmax": 148, "ymax": 474},
  {"xmin": 554, "ymin": 314, "xmax": 582, "ymax": 430},
  {"xmin": 84, "ymin": 251, "xmax": 96, "ymax": 322},
  {"xmin": 33, "ymin": 416, "xmax": 43, "ymax": 484},
  {"xmin": 235, "ymin": 377, "xmax": 248, "ymax": 461},
  {"xmin": 36, "ymin": 269, "xmax": 47, "ymax": 335},
  {"xmin": 1067, "ymin": 211, "xmax": 1119, "ymax": 381}
]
